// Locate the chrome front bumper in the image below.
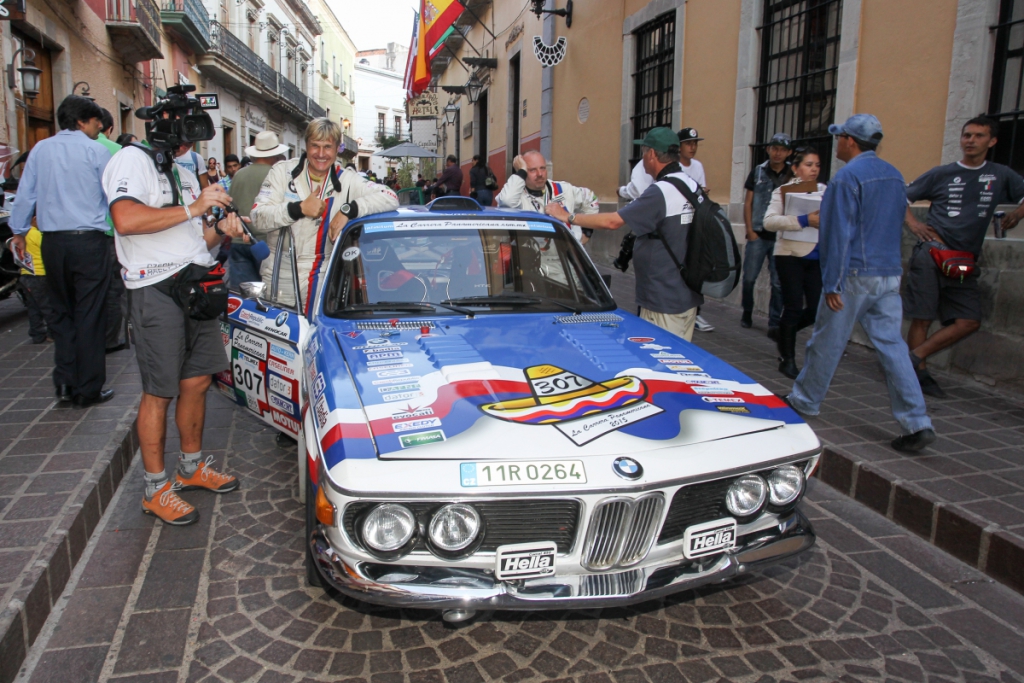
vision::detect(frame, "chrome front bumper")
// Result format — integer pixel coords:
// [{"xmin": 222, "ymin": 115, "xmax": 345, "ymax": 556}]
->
[{"xmin": 309, "ymin": 511, "xmax": 815, "ymax": 611}]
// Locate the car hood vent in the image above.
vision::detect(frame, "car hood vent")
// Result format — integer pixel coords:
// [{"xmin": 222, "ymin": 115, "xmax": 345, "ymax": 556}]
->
[
  {"xmin": 560, "ymin": 327, "xmax": 645, "ymax": 372},
  {"xmin": 357, "ymin": 320, "xmax": 436, "ymax": 330},
  {"xmin": 555, "ymin": 313, "xmax": 623, "ymax": 324}
]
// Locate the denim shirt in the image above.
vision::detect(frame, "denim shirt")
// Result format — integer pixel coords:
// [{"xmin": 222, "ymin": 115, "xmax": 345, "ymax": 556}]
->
[
  {"xmin": 750, "ymin": 161, "xmax": 790, "ymax": 233},
  {"xmin": 819, "ymin": 151, "xmax": 907, "ymax": 294}
]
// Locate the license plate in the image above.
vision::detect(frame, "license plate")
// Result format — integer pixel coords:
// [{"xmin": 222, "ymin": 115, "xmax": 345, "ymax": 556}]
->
[
  {"xmin": 683, "ymin": 518, "xmax": 737, "ymax": 559},
  {"xmin": 460, "ymin": 460, "xmax": 586, "ymax": 487},
  {"xmin": 495, "ymin": 542, "xmax": 557, "ymax": 580}
]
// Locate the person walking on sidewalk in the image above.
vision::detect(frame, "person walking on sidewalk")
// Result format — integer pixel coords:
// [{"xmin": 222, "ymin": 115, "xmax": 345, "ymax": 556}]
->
[
  {"xmin": 762, "ymin": 147, "xmax": 826, "ymax": 379},
  {"xmin": 903, "ymin": 116, "xmax": 1024, "ymax": 398},
  {"xmin": 17, "ymin": 226, "xmax": 55, "ymax": 344},
  {"xmin": 103, "ymin": 126, "xmax": 248, "ymax": 525},
  {"xmin": 9, "ymin": 95, "xmax": 116, "ymax": 408},
  {"xmin": 741, "ymin": 133, "xmax": 791, "ymax": 339},
  {"xmin": 786, "ymin": 115, "xmax": 935, "ymax": 453},
  {"xmin": 546, "ymin": 128, "xmax": 703, "ymax": 341}
]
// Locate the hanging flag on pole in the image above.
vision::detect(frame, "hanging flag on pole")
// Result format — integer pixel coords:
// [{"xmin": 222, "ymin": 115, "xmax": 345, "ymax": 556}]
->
[
  {"xmin": 403, "ymin": 11, "xmax": 420, "ymax": 98},
  {"xmin": 405, "ymin": 0, "xmax": 463, "ymax": 98}
]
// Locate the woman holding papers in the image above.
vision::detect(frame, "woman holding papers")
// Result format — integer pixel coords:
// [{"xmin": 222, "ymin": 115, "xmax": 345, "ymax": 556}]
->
[{"xmin": 763, "ymin": 148, "xmax": 827, "ymax": 379}]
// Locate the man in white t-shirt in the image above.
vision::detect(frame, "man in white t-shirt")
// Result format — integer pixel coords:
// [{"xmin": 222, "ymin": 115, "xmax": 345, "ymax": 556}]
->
[
  {"xmin": 174, "ymin": 143, "xmax": 210, "ymax": 188},
  {"xmin": 104, "ymin": 141, "xmax": 249, "ymax": 527},
  {"xmin": 619, "ymin": 127, "xmax": 708, "ymax": 200}
]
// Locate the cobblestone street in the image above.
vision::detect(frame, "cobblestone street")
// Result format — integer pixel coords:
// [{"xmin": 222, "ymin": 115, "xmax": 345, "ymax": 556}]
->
[{"xmin": 16, "ymin": 385, "xmax": 1024, "ymax": 683}]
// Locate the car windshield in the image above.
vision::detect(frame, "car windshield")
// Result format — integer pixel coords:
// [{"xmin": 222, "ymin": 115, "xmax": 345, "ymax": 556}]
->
[{"xmin": 323, "ymin": 217, "xmax": 615, "ymax": 317}]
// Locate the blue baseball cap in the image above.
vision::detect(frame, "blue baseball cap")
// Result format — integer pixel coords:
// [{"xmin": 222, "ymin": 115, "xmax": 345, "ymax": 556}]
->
[{"xmin": 828, "ymin": 114, "xmax": 884, "ymax": 145}]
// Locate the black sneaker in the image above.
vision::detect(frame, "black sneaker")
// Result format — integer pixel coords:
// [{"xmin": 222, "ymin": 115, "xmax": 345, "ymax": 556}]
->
[
  {"xmin": 892, "ymin": 428, "xmax": 936, "ymax": 453},
  {"xmin": 740, "ymin": 312, "xmax": 752, "ymax": 329},
  {"xmin": 916, "ymin": 369, "xmax": 947, "ymax": 399}
]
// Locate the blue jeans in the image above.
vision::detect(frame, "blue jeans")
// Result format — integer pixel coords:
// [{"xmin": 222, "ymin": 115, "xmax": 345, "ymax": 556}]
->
[
  {"xmin": 741, "ymin": 236, "xmax": 782, "ymax": 327},
  {"xmin": 229, "ymin": 243, "xmax": 265, "ymax": 291},
  {"xmin": 789, "ymin": 275, "xmax": 932, "ymax": 435}
]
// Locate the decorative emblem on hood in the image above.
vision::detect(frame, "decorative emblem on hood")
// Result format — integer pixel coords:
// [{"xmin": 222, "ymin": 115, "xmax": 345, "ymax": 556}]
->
[{"xmin": 613, "ymin": 457, "xmax": 643, "ymax": 480}]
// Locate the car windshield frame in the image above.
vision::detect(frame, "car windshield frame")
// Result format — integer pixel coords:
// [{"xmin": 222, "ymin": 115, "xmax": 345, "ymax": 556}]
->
[{"xmin": 322, "ymin": 215, "xmax": 616, "ymax": 318}]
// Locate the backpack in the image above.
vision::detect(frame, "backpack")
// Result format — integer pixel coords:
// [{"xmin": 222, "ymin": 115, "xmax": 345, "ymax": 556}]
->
[{"xmin": 656, "ymin": 175, "xmax": 741, "ymax": 299}]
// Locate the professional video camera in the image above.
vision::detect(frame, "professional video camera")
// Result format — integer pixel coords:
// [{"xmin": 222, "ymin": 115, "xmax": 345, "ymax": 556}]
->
[{"xmin": 135, "ymin": 84, "xmax": 219, "ymax": 168}]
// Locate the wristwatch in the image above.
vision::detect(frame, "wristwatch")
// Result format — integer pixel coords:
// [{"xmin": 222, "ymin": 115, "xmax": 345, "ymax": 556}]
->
[
  {"xmin": 567, "ymin": 212, "xmax": 577, "ymax": 225},
  {"xmin": 340, "ymin": 202, "xmax": 357, "ymax": 219}
]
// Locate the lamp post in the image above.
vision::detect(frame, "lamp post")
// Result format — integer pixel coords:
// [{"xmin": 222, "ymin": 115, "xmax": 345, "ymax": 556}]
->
[{"xmin": 6, "ymin": 48, "xmax": 43, "ymax": 101}]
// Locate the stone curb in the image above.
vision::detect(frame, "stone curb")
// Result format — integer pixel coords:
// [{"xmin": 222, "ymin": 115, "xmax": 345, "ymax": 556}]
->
[
  {"xmin": 0, "ymin": 420, "xmax": 139, "ymax": 683},
  {"xmin": 815, "ymin": 445, "xmax": 1024, "ymax": 596}
]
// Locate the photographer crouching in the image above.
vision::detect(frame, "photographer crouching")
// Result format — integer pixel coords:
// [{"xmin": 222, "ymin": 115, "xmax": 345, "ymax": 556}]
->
[{"xmin": 103, "ymin": 86, "xmax": 244, "ymax": 526}]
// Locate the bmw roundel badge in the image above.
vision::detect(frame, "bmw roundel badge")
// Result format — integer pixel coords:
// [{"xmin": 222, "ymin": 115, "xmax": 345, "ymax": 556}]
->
[
  {"xmin": 275, "ymin": 311, "xmax": 289, "ymax": 327},
  {"xmin": 613, "ymin": 457, "xmax": 643, "ymax": 480}
]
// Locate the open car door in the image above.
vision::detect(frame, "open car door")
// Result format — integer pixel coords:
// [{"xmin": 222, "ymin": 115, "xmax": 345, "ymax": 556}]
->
[{"xmin": 215, "ymin": 227, "xmax": 309, "ymax": 439}]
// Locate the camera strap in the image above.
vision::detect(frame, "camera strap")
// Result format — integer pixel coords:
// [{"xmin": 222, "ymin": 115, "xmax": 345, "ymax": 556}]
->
[{"xmin": 130, "ymin": 142, "xmax": 181, "ymax": 207}]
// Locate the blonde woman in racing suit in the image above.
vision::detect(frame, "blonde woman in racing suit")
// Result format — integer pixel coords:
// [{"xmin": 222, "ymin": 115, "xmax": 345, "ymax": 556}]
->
[
  {"xmin": 496, "ymin": 151, "xmax": 599, "ymax": 243},
  {"xmin": 250, "ymin": 118, "xmax": 399, "ymax": 309}
]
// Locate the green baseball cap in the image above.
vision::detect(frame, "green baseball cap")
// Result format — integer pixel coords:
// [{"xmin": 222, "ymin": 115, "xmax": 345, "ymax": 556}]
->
[{"xmin": 633, "ymin": 127, "xmax": 680, "ymax": 153}]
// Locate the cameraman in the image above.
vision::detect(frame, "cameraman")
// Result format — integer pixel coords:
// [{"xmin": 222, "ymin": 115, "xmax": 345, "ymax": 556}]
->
[
  {"xmin": 103, "ymin": 109, "xmax": 248, "ymax": 527},
  {"xmin": 546, "ymin": 128, "xmax": 702, "ymax": 341}
]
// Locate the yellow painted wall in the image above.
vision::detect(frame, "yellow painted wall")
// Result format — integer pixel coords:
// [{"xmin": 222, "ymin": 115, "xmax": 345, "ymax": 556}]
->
[
  {"xmin": 855, "ymin": 0, "xmax": 958, "ymax": 180},
  {"xmin": 551, "ymin": 0, "xmax": 626, "ymax": 200},
  {"xmin": 679, "ymin": 0, "xmax": 741, "ymax": 204}
]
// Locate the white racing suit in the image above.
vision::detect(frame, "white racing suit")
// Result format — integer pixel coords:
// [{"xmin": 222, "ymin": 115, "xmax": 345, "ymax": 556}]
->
[
  {"xmin": 250, "ymin": 156, "xmax": 399, "ymax": 310},
  {"xmin": 496, "ymin": 170, "xmax": 599, "ymax": 241}
]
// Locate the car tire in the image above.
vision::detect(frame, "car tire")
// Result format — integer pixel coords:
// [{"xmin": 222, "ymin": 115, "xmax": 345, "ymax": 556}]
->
[{"xmin": 304, "ymin": 474, "xmax": 323, "ymax": 588}]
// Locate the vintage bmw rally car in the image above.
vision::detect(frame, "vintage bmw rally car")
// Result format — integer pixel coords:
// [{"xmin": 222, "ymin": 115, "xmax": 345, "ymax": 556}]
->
[{"xmin": 215, "ymin": 197, "xmax": 820, "ymax": 621}]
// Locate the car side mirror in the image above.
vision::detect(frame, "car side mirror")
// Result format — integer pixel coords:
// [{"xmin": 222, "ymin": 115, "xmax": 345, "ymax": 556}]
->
[
  {"xmin": 240, "ymin": 281, "xmax": 266, "ymax": 300},
  {"xmin": 601, "ymin": 273, "xmax": 612, "ymax": 288}
]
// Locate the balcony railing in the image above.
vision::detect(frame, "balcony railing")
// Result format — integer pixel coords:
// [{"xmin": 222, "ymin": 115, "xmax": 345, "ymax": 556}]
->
[
  {"xmin": 308, "ymin": 98, "xmax": 325, "ymax": 118},
  {"xmin": 161, "ymin": 0, "xmax": 210, "ymax": 48},
  {"xmin": 279, "ymin": 75, "xmax": 306, "ymax": 112},
  {"xmin": 259, "ymin": 60, "xmax": 279, "ymax": 93},
  {"xmin": 209, "ymin": 21, "xmax": 260, "ymax": 77},
  {"xmin": 108, "ymin": 0, "xmax": 162, "ymax": 47}
]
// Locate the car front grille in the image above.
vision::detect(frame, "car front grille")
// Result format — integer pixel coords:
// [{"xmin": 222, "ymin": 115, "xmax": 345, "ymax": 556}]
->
[
  {"xmin": 581, "ymin": 493, "xmax": 664, "ymax": 571},
  {"xmin": 343, "ymin": 499, "xmax": 581, "ymax": 554},
  {"xmin": 579, "ymin": 569, "xmax": 644, "ymax": 597},
  {"xmin": 657, "ymin": 477, "xmax": 735, "ymax": 544}
]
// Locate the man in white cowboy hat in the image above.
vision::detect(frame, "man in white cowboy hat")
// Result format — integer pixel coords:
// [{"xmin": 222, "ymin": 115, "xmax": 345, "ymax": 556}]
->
[
  {"xmin": 251, "ymin": 118, "xmax": 399, "ymax": 309},
  {"xmin": 225, "ymin": 131, "xmax": 289, "ymax": 288}
]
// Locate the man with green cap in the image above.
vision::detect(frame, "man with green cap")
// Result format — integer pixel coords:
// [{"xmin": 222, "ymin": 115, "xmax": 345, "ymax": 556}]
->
[{"xmin": 547, "ymin": 127, "xmax": 703, "ymax": 340}]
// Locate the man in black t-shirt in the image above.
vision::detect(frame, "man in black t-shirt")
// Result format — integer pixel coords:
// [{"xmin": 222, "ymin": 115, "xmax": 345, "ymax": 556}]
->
[{"xmin": 903, "ymin": 116, "xmax": 1024, "ymax": 397}]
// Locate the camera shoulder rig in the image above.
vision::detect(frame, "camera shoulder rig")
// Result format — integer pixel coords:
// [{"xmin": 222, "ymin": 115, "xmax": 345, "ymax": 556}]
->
[{"xmin": 129, "ymin": 142, "xmax": 182, "ymax": 207}]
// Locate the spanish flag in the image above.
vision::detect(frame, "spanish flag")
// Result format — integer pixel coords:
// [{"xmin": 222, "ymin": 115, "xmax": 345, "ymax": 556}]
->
[{"xmin": 405, "ymin": 0, "xmax": 463, "ymax": 97}]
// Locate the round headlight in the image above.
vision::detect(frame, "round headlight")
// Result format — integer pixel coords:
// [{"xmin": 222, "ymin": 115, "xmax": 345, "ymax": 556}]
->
[
  {"xmin": 429, "ymin": 504, "xmax": 481, "ymax": 552},
  {"xmin": 725, "ymin": 474, "xmax": 767, "ymax": 517},
  {"xmin": 768, "ymin": 466, "xmax": 805, "ymax": 506},
  {"xmin": 361, "ymin": 504, "xmax": 416, "ymax": 552}
]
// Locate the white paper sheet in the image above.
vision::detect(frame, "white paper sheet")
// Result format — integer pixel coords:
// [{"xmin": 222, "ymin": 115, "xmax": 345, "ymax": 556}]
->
[{"xmin": 783, "ymin": 192, "xmax": 823, "ymax": 243}]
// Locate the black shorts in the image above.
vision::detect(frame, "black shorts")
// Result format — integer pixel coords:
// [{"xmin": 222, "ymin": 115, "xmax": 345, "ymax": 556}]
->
[{"xmin": 902, "ymin": 242, "xmax": 981, "ymax": 325}]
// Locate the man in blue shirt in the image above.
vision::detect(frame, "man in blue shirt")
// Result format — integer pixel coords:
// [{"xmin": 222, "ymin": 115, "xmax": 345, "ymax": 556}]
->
[
  {"xmin": 786, "ymin": 115, "xmax": 935, "ymax": 452},
  {"xmin": 9, "ymin": 96, "xmax": 115, "ymax": 407}
]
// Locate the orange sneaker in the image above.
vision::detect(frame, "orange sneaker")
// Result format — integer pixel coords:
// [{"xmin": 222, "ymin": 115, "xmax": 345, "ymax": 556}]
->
[
  {"xmin": 142, "ymin": 481, "xmax": 199, "ymax": 526},
  {"xmin": 175, "ymin": 455, "xmax": 240, "ymax": 493}
]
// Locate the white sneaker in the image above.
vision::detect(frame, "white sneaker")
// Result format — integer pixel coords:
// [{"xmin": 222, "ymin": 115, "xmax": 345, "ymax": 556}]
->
[{"xmin": 694, "ymin": 315, "xmax": 714, "ymax": 333}]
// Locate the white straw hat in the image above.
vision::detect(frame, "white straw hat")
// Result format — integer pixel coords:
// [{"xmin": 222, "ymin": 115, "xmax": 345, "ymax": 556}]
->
[{"xmin": 245, "ymin": 131, "xmax": 288, "ymax": 158}]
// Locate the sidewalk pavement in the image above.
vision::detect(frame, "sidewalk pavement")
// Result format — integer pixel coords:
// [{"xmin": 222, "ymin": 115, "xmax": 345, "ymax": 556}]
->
[
  {"xmin": 600, "ymin": 265, "xmax": 1024, "ymax": 596},
  {"xmin": 0, "ymin": 296, "xmax": 141, "ymax": 683}
]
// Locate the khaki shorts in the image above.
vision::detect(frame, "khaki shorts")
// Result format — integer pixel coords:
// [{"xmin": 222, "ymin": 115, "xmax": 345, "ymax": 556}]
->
[
  {"xmin": 129, "ymin": 284, "xmax": 228, "ymax": 398},
  {"xmin": 640, "ymin": 307, "xmax": 697, "ymax": 342}
]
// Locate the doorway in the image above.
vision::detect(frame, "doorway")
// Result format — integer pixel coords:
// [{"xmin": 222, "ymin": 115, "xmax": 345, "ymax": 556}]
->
[
  {"xmin": 509, "ymin": 53, "xmax": 521, "ymax": 167},
  {"xmin": 476, "ymin": 90, "xmax": 488, "ymax": 166},
  {"xmin": 15, "ymin": 34, "xmax": 54, "ymax": 153}
]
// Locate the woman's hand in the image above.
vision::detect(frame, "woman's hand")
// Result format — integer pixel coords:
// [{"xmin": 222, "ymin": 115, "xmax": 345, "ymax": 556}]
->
[{"xmin": 807, "ymin": 211, "xmax": 820, "ymax": 228}]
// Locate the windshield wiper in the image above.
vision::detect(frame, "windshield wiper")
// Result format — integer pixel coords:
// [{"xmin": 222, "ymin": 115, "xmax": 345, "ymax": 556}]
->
[
  {"xmin": 443, "ymin": 294, "xmax": 581, "ymax": 315},
  {"xmin": 345, "ymin": 301, "xmax": 475, "ymax": 317}
]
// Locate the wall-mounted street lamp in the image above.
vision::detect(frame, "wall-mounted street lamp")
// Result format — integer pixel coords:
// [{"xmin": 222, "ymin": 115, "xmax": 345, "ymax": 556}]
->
[
  {"xmin": 73, "ymin": 81, "xmax": 94, "ymax": 100},
  {"xmin": 465, "ymin": 74, "xmax": 483, "ymax": 105},
  {"xmin": 7, "ymin": 48, "xmax": 43, "ymax": 101},
  {"xmin": 342, "ymin": 117, "xmax": 351, "ymax": 130},
  {"xmin": 443, "ymin": 101, "xmax": 459, "ymax": 127}
]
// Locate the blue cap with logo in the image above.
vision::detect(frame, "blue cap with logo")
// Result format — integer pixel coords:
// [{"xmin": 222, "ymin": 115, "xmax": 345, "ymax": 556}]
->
[{"xmin": 828, "ymin": 114, "xmax": 884, "ymax": 145}]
